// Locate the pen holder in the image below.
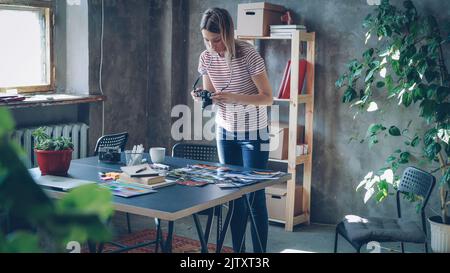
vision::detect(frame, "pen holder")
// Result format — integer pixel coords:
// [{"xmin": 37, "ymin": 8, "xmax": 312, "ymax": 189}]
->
[{"xmin": 124, "ymin": 150, "xmax": 143, "ymax": 166}]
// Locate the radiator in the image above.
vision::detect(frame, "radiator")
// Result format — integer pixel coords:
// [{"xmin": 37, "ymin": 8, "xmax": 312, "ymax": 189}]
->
[{"xmin": 12, "ymin": 123, "xmax": 89, "ymax": 168}]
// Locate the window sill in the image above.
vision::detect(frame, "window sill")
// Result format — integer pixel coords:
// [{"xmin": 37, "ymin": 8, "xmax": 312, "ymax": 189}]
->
[{"xmin": 1, "ymin": 93, "xmax": 106, "ymax": 109}]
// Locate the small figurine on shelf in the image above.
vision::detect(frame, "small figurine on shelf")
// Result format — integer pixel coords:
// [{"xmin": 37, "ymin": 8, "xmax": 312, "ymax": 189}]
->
[{"xmin": 281, "ymin": 11, "xmax": 294, "ymax": 25}]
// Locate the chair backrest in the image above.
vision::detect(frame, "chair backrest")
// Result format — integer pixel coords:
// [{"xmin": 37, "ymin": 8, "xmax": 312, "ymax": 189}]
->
[
  {"xmin": 398, "ymin": 166, "xmax": 436, "ymax": 206},
  {"xmin": 171, "ymin": 143, "xmax": 219, "ymax": 162},
  {"xmin": 94, "ymin": 132, "xmax": 129, "ymax": 155},
  {"xmin": 396, "ymin": 167, "xmax": 436, "ymax": 232}
]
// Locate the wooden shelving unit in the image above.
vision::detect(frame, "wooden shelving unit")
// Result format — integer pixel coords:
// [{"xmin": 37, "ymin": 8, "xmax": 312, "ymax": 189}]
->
[{"xmin": 238, "ymin": 30, "xmax": 315, "ymax": 232}]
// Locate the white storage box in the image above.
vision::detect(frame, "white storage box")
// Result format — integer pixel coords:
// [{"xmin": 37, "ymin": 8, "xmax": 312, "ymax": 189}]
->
[{"xmin": 237, "ymin": 2, "xmax": 285, "ymax": 37}]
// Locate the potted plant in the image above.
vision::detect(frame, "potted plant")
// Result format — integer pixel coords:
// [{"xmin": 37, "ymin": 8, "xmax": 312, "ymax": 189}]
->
[
  {"xmin": 0, "ymin": 109, "xmax": 113, "ymax": 252},
  {"xmin": 336, "ymin": 0, "xmax": 450, "ymax": 252},
  {"xmin": 32, "ymin": 127, "xmax": 74, "ymax": 176}
]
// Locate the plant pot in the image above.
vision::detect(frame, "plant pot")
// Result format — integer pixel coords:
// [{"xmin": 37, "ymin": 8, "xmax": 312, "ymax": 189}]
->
[
  {"xmin": 35, "ymin": 149, "xmax": 73, "ymax": 176},
  {"xmin": 428, "ymin": 216, "xmax": 450, "ymax": 253}
]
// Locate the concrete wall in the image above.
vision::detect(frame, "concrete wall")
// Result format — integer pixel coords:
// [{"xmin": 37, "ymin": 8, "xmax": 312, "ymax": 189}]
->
[
  {"xmin": 88, "ymin": 0, "xmax": 152, "ymax": 152},
  {"xmin": 13, "ymin": 0, "xmax": 449, "ymax": 224},
  {"xmin": 184, "ymin": 0, "xmax": 450, "ymax": 224},
  {"xmin": 66, "ymin": 0, "xmax": 89, "ymax": 94},
  {"xmin": 88, "ymin": 0, "xmax": 189, "ymax": 153}
]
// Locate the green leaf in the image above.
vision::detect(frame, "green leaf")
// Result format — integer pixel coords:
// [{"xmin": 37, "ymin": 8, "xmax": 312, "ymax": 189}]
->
[
  {"xmin": 385, "ymin": 75, "xmax": 394, "ymax": 92},
  {"xmin": 402, "ymin": 92, "xmax": 413, "ymax": 107},
  {"xmin": 363, "ymin": 48, "xmax": 374, "ymax": 63},
  {"xmin": 424, "ymin": 128, "xmax": 438, "ymax": 146},
  {"xmin": 436, "ymin": 86, "xmax": 450, "ymax": 101},
  {"xmin": 436, "ymin": 103, "xmax": 450, "ymax": 122},
  {"xmin": 57, "ymin": 184, "xmax": 113, "ymax": 223},
  {"xmin": 342, "ymin": 87, "xmax": 357, "ymax": 103},
  {"xmin": 376, "ymin": 81, "xmax": 385, "ymax": 88},
  {"xmin": 375, "ymin": 180, "xmax": 389, "ymax": 202},
  {"xmin": 388, "ymin": 126, "xmax": 401, "ymax": 136},
  {"xmin": 425, "ymin": 142, "xmax": 441, "ymax": 160},
  {"xmin": 368, "ymin": 123, "xmax": 387, "ymax": 135},
  {"xmin": 419, "ymin": 100, "xmax": 436, "ymax": 122},
  {"xmin": 363, "ymin": 14, "xmax": 373, "ymax": 28},
  {"xmin": 1, "ymin": 232, "xmax": 41, "ymax": 253},
  {"xmin": 369, "ymin": 135, "xmax": 379, "ymax": 149},
  {"xmin": 411, "ymin": 135, "xmax": 420, "ymax": 147},
  {"xmin": 440, "ymin": 168, "xmax": 450, "ymax": 187},
  {"xmin": 365, "ymin": 69, "xmax": 375, "ymax": 83},
  {"xmin": 0, "ymin": 108, "xmax": 15, "ymax": 138},
  {"xmin": 386, "ymin": 155, "xmax": 397, "ymax": 163},
  {"xmin": 335, "ymin": 75, "xmax": 347, "ymax": 88},
  {"xmin": 412, "ymin": 86, "xmax": 424, "ymax": 103},
  {"xmin": 399, "ymin": 152, "xmax": 411, "ymax": 163}
]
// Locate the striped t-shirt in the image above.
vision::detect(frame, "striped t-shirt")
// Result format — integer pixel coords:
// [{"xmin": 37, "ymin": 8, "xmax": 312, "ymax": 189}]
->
[{"xmin": 198, "ymin": 43, "xmax": 268, "ymax": 132}]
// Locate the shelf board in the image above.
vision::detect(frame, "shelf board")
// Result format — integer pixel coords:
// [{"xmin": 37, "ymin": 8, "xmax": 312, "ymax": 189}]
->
[
  {"xmin": 268, "ymin": 213, "xmax": 309, "ymax": 225},
  {"xmin": 268, "ymin": 158, "xmax": 289, "ymax": 164},
  {"xmin": 238, "ymin": 35, "xmax": 291, "ymax": 40},
  {"xmin": 238, "ymin": 31, "xmax": 314, "ymax": 42},
  {"xmin": 273, "ymin": 94, "xmax": 312, "ymax": 104},
  {"xmin": 293, "ymin": 213, "xmax": 309, "ymax": 225},
  {"xmin": 268, "ymin": 154, "xmax": 309, "ymax": 165}
]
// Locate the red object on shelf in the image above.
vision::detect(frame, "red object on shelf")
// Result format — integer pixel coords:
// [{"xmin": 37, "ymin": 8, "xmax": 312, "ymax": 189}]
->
[
  {"xmin": 277, "ymin": 60, "xmax": 291, "ymax": 98},
  {"xmin": 281, "ymin": 11, "xmax": 294, "ymax": 25},
  {"xmin": 279, "ymin": 59, "xmax": 308, "ymax": 99},
  {"xmin": 35, "ymin": 149, "xmax": 73, "ymax": 176}
]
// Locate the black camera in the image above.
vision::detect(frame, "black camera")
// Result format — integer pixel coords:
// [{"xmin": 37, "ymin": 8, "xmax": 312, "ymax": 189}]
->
[
  {"xmin": 192, "ymin": 74, "xmax": 214, "ymax": 109},
  {"xmin": 98, "ymin": 146, "xmax": 121, "ymax": 164},
  {"xmin": 193, "ymin": 89, "xmax": 213, "ymax": 109}
]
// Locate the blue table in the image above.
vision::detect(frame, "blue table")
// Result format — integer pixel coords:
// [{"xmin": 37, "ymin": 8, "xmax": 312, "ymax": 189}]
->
[{"xmin": 30, "ymin": 155, "xmax": 291, "ymax": 253}]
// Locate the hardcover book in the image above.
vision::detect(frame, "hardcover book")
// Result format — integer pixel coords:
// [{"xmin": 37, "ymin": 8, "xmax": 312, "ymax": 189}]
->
[{"xmin": 279, "ymin": 59, "xmax": 308, "ymax": 99}]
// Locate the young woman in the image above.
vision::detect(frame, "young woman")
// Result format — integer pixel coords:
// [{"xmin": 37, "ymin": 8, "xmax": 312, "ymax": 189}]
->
[{"xmin": 191, "ymin": 7, "xmax": 273, "ymax": 253}]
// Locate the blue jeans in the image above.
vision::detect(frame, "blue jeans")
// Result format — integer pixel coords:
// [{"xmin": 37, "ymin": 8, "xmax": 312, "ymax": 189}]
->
[{"xmin": 216, "ymin": 126, "xmax": 270, "ymax": 253}]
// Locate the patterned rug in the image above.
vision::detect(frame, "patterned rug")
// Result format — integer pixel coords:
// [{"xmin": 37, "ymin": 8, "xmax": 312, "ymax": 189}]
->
[{"xmin": 83, "ymin": 229, "xmax": 234, "ymax": 253}]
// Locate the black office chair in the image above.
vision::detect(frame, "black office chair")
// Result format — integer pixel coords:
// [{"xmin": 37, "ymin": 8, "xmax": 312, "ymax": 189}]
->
[
  {"xmin": 172, "ymin": 142, "xmax": 219, "ymax": 162},
  {"xmin": 94, "ymin": 132, "xmax": 128, "ymax": 155},
  {"xmin": 94, "ymin": 132, "xmax": 133, "ymax": 233},
  {"xmin": 172, "ymin": 142, "xmax": 222, "ymax": 247},
  {"xmin": 334, "ymin": 166, "xmax": 436, "ymax": 253}
]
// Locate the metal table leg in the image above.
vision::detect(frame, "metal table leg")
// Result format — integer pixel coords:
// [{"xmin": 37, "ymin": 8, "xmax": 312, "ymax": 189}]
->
[
  {"xmin": 193, "ymin": 213, "xmax": 209, "ymax": 253},
  {"xmin": 216, "ymin": 200, "xmax": 234, "ymax": 253},
  {"xmin": 245, "ymin": 194, "xmax": 265, "ymax": 253},
  {"xmin": 162, "ymin": 221, "xmax": 174, "ymax": 253}
]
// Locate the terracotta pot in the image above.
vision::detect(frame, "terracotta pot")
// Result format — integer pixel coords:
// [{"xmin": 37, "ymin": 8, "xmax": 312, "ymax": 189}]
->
[{"xmin": 35, "ymin": 149, "xmax": 73, "ymax": 176}]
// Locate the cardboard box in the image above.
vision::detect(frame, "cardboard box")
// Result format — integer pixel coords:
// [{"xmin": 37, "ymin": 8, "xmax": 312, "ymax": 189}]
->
[
  {"xmin": 265, "ymin": 184, "xmax": 303, "ymax": 221},
  {"xmin": 269, "ymin": 122, "xmax": 304, "ymax": 160},
  {"xmin": 237, "ymin": 2, "xmax": 285, "ymax": 37}
]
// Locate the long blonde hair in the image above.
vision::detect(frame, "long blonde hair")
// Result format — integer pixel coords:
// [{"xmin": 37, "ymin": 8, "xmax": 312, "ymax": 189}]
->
[{"xmin": 200, "ymin": 8, "xmax": 240, "ymax": 66}]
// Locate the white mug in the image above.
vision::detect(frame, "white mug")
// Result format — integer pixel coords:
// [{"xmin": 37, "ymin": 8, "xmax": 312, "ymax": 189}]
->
[{"xmin": 150, "ymin": 147, "xmax": 166, "ymax": 163}]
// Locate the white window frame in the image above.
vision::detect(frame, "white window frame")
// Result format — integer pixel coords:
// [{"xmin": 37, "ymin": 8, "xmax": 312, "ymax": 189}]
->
[{"xmin": 0, "ymin": 1, "xmax": 54, "ymax": 93}]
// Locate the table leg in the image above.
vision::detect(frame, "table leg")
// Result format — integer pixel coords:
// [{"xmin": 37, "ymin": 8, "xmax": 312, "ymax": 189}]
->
[
  {"xmin": 154, "ymin": 218, "xmax": 162, "ymax": 253},
  {"xmin": 216, "ymin": 200, "xmax": 234, "ymax": 253},
  {"xmin": 193, "ymin": 213, "xmax": 209, "ymax": 253},
  {"xmin": 162, "ymin": 221, "xmax": 174, "ymax": 253},
  {"xmin": 245, "ymin": 194, "xmax": 265, "ymax": 253}
]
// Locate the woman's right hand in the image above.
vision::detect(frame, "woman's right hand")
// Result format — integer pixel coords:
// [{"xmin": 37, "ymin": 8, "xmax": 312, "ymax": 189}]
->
[{"xmin": 191, "ymin": 88, "xmax": 202, "ymax": 102}]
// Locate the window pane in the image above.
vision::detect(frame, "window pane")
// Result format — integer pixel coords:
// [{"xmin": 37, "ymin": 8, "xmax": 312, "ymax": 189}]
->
[{"xmin": 0, "ymin": 7, "xmax": 49, "ymax": 88}]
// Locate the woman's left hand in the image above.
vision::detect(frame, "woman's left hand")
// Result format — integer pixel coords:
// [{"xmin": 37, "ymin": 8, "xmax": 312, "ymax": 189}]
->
[{"xmin": 212, "ymin": 92, "xmax": 237, "ymax": 104}]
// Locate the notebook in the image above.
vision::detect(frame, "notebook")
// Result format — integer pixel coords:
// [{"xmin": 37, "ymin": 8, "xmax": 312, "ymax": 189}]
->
[
  {"xmin": 120, "ymin": 164, "xmax": 159, "ymax": 177},
  {"xmin": 33, "ymin": 175, "xmax": 95, "ymax": 191}
]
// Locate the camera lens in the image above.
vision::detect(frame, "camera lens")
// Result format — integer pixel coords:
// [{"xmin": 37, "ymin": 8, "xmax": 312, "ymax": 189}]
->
[{"xmin": 104, "ymin": 153, "xmax": 112, "ymax": 160}]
